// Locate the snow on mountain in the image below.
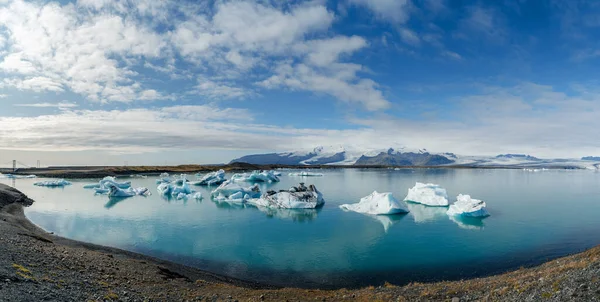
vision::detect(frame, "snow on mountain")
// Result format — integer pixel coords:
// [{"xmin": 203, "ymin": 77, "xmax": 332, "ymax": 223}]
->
[{"xmin": 230, "ymin": 146, "xmax": 600, "ymax": 169}]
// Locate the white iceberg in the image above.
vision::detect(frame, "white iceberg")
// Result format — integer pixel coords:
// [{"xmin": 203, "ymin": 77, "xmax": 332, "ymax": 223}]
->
[
  {"xmin": 248, "ymin": 183, "xmax": 324, "ymax": 209},
  {"xmin": 84, "ymin": 176, "xmax": 131, "ymax": 190},
  {"xmin": 340, "ymin": 191, "xmax": 409, "ymax": 215},
  {"xmin": 193, "ymin": 169, "xmax": 226, "ymax": 186},
  {"xmin": 34, "ymin": 179, "xmax": 71, "ymax": 187},
  {"xmin": 157, "ymin": 175, "xmax": 201, "ymax": 200},
  {"xmin": 230, "ymin": 170, "xmax": 280, "ymax": 183},
  {"xmin": 0, "ymin": 174, "xmax": 36, "ymax": 179},
  {"xmin": 211, "ymin": 181, "xmax": 261, "ymax": 203},
  {"xmin": 155, "ymin": 172, "xmax": 172, "ymax": 184},
  {"xmin": 288, "ymin": 171, "xmax": 324, "ymax": 177},
  {"xmin": 447, "ymin": 194, "xmax": 490, "ymax": 217},
  {"xmin": 404, "ymin": 182, "xmax": 449, "ymax": 206},
  {"xmin": 106, "ymin": 184, "xmax": 151, "ymax": 198}
]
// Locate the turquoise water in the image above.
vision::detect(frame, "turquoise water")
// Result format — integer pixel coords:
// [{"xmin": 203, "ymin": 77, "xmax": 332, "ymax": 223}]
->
[{"xmin": 3, "ymin": 169, "xmax": 600, "ymax": 288}]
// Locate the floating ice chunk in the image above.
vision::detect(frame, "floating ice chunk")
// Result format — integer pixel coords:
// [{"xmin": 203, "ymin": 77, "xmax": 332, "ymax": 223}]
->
[
  {"xmin": 288, "ymin": 171, "xmax": 324, "ymax": 177},
  {"xmin": 404, "ymin": 182, "xmax": 449, "ymax": 206},
  {"xmin": 230, "ymin": 170, "xmax": 280, "ymax": 183},
  {"xmin": 447, "ymin": 194, "xmax": 490, "ymax": 217},
  {"xmin": 34, "ymin": 179, "xmax": 71, "ymax": 187},
  {"xmin": 190, "ymin": 192, "xmax": 203, "ymax": 200},
  {"xmin": 156, "ymin": 173, "xmax": 172, "ymax": 184},
  {"xmin": 248, "ymin": 184, "xmax": 324, "ymax": 209},
  {"xmin": 84, "ymin": 177, "xmax": 131, "ymax": 190},
  {"xmin": 193, "ymin": 169, "xmax": 226, "ymax": 186},
  {"xmin": 211, "ymin": 181, "xmax": 260, "ymax": 202},
  {"xmin": 106, "ymin": 183, "xmax": 151, "ymax": 198},
  {"xmin": 271, "ymin": 171, "xmax": 282, "ymax": 176},
  {"xmin": 340, "ymin": 191, "xmax": 409, "ymax": 215},
  {"xmin": 0, "ymin": 174, "xmax": 36, "ymax": 179},
  {"xmin": 157, "ymin": 182, "xmax": 172, "ymax": 195}
]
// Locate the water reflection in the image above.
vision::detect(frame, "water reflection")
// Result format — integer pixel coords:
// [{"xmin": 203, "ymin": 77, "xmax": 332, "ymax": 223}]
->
[
  {"xmin": 104, "ymin": 196, "xmax": 130, "ymax": 209},
  {"xmin": 369, "ymin": 213, "xmax": 408, "ymax": 232},
  {"xmin": 449, "ymin": 216, "xmax": 486, "ymax": 230},
  {"xmin": 406, "ymin": 203, "xmax": 448, "ymax": 223},
  {"xmin": 248, "ymin": 205, "xmax": 321, "ymax": 222}
]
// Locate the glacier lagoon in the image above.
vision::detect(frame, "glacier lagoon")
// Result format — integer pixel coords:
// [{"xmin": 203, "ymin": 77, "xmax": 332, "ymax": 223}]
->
[{"xmin": 2, "ymin": 168, "xmax": 600, "ymax": 288}]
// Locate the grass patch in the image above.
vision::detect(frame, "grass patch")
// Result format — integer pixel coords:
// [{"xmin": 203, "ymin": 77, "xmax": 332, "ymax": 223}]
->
[{"xmin": 12, "ymin": 263, "xmax": 30, "ymax": 274}]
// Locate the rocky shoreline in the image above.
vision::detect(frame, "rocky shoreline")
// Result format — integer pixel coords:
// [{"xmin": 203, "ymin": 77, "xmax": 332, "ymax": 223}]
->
[{"xmin": 0, "ymin": 183, "xmax": 599, "ymax": 301}]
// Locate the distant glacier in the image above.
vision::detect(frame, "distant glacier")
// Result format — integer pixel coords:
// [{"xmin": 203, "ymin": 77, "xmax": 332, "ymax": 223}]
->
[{"xmin": 230, "ymin": 145, "xmax": 600, "ymax": 169}]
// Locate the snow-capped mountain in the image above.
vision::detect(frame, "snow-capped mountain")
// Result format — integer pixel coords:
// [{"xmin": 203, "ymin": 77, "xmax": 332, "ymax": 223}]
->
[
  {"xmin": 230, "ymin": 145, "xmax": 457, "ymax": 166},
  {"xmin": 230, "ymin": 146, "xmax": 600, "ymax": 169}
]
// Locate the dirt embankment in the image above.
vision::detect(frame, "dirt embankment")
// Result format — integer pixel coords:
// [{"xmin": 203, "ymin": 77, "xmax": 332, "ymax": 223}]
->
[
  {"xmin": 2, "ymin": 163, "xmax": 518, "ymax": 179},
  {"xmin": 0, "ymin": 184, "xmax": 598, "ymax": 301}
]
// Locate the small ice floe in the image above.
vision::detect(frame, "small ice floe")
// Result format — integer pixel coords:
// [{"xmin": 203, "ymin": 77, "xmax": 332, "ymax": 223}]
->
[
  {"xmin": 523, "ymin": 168, "xmax": 548, "ymax": 172},
  {"xmin": 157, "ymin": 175, "xmax": 202, "ymax": 200},
  {"xmin": 271, "ymin": 170, "xmax": 282, "ymax": 176},
  {"xmin": 129, "ymin": 174, "xmax": 148, "ymax": 179},
  {"xmin": 193, "ymin": 169, "xmax": 226, "ymax": 186},
  {"xmin": 155, "ymin": 173, "xmax": 173, "ymax": 184},
  {"xmin": 0, "ymin": 174, "xmax": 36, "ymax": 179},
  {"xmin": 106, "ymin": 183, "xmax": 151, "ymax": 198},
  {"xmin": 447, "ymin": 194, "xmax": 490, "ymax": 218},
  {"xmin": 340, "ymin": 191, "xmax": 409, "ymax": 215},
  {"xmin": 248, "ymin": 183, "xmax": 324, "ymax": 209},
  {"xmin": 403, "ymin": 182, "xmax": 449, "ymax": 206},
  {"xmin": 84, "ymin": 176, "xmax": 131, "ymax": 191},
  {"xmin": 230, "ymin": 170, "xmax": 280, "ymax": 183},
  {"xmin": 288, "ymin": 171, "xmax": 324, "ymax": 177},
  {"xmin": 34, "ymin": 179, "xmax": 71, "ymax": 187},
  {"xmin": 210, "ymin": 181, "xmax": 261, "ymax": 203}
]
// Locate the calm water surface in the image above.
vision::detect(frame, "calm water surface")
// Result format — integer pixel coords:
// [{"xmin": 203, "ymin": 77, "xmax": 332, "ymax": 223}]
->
[{"xmin": 2, "ymin": 169, "xmax": 600, "ymax": 288}]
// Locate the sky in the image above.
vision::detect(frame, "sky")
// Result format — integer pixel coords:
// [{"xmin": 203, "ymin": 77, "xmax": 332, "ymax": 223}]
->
[{"xmin": 2, "ymin": 0, "xmax": 600, "ymax": 166}]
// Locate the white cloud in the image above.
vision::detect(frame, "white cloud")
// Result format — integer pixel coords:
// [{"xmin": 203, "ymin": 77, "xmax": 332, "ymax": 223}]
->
[
  {"xmin": 0, "ymin": 0, "xmax": 388, "ymax": 110},
  {"xmin": 399, "ymin": 28, "xmax": 420, "ymax": 46},
  {"xmin": 349, "ymin": 0, "xmax": 412, "ymax": 24},
  {"xmin": 2, "ymin": 82, "xmax": 600, "ymax": 158},
  {"xmin": 194, "ymin": 78, "xmax": 251, "ymax": 100},
  {"xmin": 0, "ymin": 94, "xmax": 7, "ymax": 98},
  {"xmin": 14, "ymin": 101, "xmax": 78, "ymax": 109}
]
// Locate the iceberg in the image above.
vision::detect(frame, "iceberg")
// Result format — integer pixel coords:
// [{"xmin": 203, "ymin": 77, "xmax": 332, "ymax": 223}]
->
[
  {"xmin": 84, "ymin": 176, "xmax": 131, "ymax": 190},
  {"xmin": 230, "ymin": 170, "xmax": 280, "ymax": 183},
  {"xmin": 211, "ymin": 181, "xmax": 261, "ymax": 203},
  {"xmin": 157, "ymin": 175, "xmax": 201, "ymax": 200},
  {"xmin": 193, "ymin": 169, "xmax": 226, "ymax": 186},
  {"xmin": 0, "ymin": 174, "xmax": 36, "ymax": 179},
  {"xmin": 403, "ymin": 182, "xmax": 449, "ymax": 206},
  {"xmin": 288, "ymin": 171, "xmax": 324, "ymax": 177},
  {"xmin": 155, "ymin": 173, "xmax": 172, "ymax": 184},
  {"xmin": 340, "ymin": 191, "xmax": 409, "ymax": 215},
  {"xmin": 248, "ymin": 183, "xmax": 324, "ymax": 209},
  {"xmin": 106, "ymin": 184, "xmax": 151, "ymax": 198},
  {"xmin": 34, "ymin": 179, "xmax": 71, "ymax": 187},
  {"xmin": 447, "ymin": 194, "xmax": 490, "ymax": 217}
]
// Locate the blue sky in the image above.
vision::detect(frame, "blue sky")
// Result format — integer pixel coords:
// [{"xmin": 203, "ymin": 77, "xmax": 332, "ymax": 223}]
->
[{"xmin": 2, "ymin": 0, "xmax": 600, "ymax": 166}]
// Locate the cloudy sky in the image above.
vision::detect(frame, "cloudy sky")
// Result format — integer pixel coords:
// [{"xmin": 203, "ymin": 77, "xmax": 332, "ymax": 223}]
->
[{"xmin": 1, "ymin": 0, "xmax": 600, "ymax": 166}]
